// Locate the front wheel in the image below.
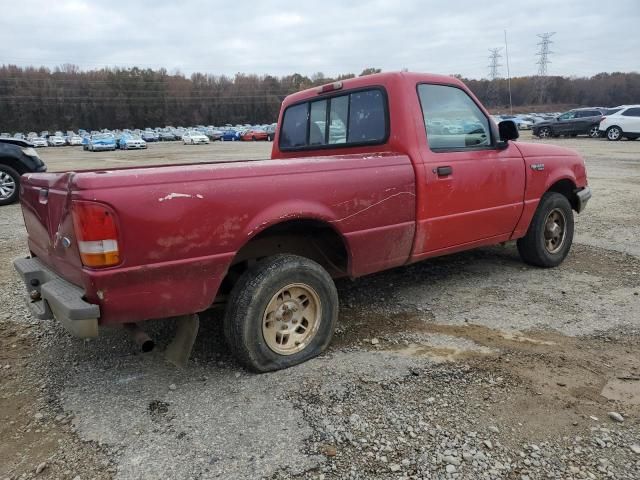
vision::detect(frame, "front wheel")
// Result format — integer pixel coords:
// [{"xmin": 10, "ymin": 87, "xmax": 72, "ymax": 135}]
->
[
  {"xmin": 588, "ymin": 125, "xmax": 601, "ymax": 138},
  {"xmin": 0, "ymin": 164, "xmax": 20, "ymax": 206},
  {"xmin": 538, "ymin": 127, "xmax": 552, "ymax": 138},
  {"xmin": 223, "ymin": 254, "xmax": 339, "ymax": 372},
  {"xmin": 517, "ymin": 192, "xmax": 574, "ymax": 268},
  {"xmin": 606, "ymin": 126, "xmax": 622, "ymax": 141}
]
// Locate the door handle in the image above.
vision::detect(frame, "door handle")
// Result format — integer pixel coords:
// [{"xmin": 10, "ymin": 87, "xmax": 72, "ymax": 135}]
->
[{"xmin": 436, "ymin": 166, "xmax": 452, "ymax": 176}]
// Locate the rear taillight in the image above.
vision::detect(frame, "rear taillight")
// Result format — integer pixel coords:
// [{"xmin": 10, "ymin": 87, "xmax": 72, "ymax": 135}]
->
[
  {"xmin": 599, "ymin": 116, "xmax": 606, "ymax": 122},
  {"xmin": 72, "ymin": 201, "xmax": 121, "ymax": 268}
]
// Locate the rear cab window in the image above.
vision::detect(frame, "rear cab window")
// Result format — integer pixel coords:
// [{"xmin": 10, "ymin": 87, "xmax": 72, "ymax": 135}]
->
[{"xmin": 279, "ymin": 88, "xmax": 388, "ymax": 150}]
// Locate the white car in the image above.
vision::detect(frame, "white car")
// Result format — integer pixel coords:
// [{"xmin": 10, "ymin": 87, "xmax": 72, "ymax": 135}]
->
[
  {"xmin": 120, "ymin": 135, "xmax": 147, "ymax": 150},
  {"xmin": 47, "ymin": 135, "xmax": 66, "ymax": 147},
  {"xmin": 598, "ymin": 105, "xmax": 640, "ymax": 141},
  {"xmin": 31, "ymin": 137, "xmax": 48, "ymax": 147},
  {"xmin": 67, "ymin": 135, "xmax": 84, "ymax": 146},
  {"xmin": 182, "ymin": 130, "xmax": 210, "ymax": 145}
]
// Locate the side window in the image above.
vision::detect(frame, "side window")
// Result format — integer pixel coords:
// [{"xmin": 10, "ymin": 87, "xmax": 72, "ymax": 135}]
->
[
  {"xmin": 329, "ymin": 95, "xmax": 348, "ymax": 144},
  {"xmin": 280, "ymin": 103, "xmax": 308, "ymax": 148},
  {"xmin": 417, "ymin": 84, "xmax": 491, "ymax": 151},
  {"xmin": 279, "ymin": 88, "xmax": 387, "ymax": 150},
  {"xmin": 622, "ymin": 108, "xmax": 640, "ymax": 117},
  {"xmin": 348, "ymin": 90, "xmax": 386, "ymax": 143},
  {"xmin": 309, "ymin": 100, "xmax": 327, "ymax": 145},
  {"xmin": 558, "ymin": 112, "xmax": 576, "ymax": 120}
]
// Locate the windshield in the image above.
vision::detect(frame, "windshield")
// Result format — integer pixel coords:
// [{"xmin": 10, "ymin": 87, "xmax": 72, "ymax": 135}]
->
[{"xmin": 94, "ymin": 134, "xmax": 112, "ymax": 140}]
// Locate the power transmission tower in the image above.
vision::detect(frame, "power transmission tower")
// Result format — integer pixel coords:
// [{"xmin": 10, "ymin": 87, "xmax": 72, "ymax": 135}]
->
[
  {"xmin": 487, "ymin": 48, "xmax": 502, "ymax": 107},
  {"xmin": 535, "ymin": 32, "xmax": 555, "ymax": 104}
]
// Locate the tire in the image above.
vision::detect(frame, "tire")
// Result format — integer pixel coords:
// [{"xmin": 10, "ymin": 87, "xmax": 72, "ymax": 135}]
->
[
  {"xmin": 252, "ymin": 136, "xmax": 257, "ymax": 141},
  {"xmin": 588, "ymin": 125, "xmax": 601, "ymax": 138},
  {"xmin": 223, "ymin": 254, "xmax": 339, "ymax": 373},
  {"xmin": 517, "ymin": 192, "xmax": 574, "ymax": 268},
  {"xmin": 0, "ymin": 164, "xmax": 20, "ymax": 206},
  {"xmin": 606, "ymin": 126, "xmax": 622, "ymax": 141},
  {"xmin": 538, "ymin": 126, "xmax": 552, "ymax": 138}
]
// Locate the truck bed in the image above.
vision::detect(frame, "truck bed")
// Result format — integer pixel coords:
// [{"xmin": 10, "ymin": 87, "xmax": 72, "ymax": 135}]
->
[{"xmin": 20, "ymin": 153, "xmax": 416, "ymax": 324}]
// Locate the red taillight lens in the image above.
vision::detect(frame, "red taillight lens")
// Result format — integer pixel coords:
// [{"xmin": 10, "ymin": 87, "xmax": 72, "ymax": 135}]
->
[{"xmin": 72, "ymin": 201, "xmax": 120, "ymax": 268}]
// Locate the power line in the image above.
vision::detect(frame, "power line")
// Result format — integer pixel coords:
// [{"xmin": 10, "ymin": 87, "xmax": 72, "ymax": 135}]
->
[{"xmin": 535, "ymin": 32, "xmax": 555, "ymax": 104}]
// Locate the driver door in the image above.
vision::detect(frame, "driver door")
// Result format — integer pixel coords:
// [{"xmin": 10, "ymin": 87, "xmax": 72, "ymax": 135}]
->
[
  {"xmin": 414, "ymin": 84, "xmax": 526, "ymax": 254},
  {"xmin": 555, "ymin": 111, "xmax": 576, "ymax": 134}
]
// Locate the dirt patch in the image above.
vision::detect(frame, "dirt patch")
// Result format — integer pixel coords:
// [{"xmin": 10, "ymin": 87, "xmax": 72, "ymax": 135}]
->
[{"xmin": 0, "ymin": 320, "xmax": 112, "ymax": 480}]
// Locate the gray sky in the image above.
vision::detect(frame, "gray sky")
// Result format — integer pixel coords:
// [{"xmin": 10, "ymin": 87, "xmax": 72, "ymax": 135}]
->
[{"xmin": 2, "ymin": 0, "xmax": 639, "ymax": 79}]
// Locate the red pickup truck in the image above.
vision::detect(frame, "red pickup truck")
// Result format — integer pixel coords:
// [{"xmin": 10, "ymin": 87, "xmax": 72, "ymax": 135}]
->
[{"xmin": 14, "ymin": 72, "xmax": 591, "ymax": 372}]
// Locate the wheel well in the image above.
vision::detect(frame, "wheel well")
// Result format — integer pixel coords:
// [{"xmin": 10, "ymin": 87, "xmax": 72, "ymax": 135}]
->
[
  {"xmin": 0, "ymin": 157, "xmax": 28, "ymax": 175},
  {"xmin": 217, "ymin": 219, "xmax": 350, "ymax": 301},
  {"xmin": 548, "ymin": 179, "xmax": 578, "ymax": 211}
]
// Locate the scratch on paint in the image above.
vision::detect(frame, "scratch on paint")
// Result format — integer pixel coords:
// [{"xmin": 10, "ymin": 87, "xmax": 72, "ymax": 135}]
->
[
  {"xmin": 330, "ymin": 192, "xmax": 415, "ymax": 223},
  {"xmin": 158, "ymin": 193, "xmax": 204, "ymax": 202}
]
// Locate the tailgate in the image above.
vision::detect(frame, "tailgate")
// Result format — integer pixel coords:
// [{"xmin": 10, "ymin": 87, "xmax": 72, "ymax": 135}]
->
[{"xmin": 20, "ymin": 172, "xmax": 85, "ymax": 286}]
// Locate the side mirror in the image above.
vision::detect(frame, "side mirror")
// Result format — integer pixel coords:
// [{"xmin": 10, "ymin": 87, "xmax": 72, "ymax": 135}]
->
[{"xmin": 498, "ymin": 120, "xmax": 519, "ymax": 143}]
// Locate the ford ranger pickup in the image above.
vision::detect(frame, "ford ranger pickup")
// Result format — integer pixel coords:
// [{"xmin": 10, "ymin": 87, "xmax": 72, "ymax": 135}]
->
[{"xmin": 14, "ymin": 72, "xmax": 591, "ymax": 372}]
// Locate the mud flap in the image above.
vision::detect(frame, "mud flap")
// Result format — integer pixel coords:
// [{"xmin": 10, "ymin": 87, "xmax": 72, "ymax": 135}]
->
[{"xmin": 164, "ymin": 314, "xmax": 199, "ymax": 368}]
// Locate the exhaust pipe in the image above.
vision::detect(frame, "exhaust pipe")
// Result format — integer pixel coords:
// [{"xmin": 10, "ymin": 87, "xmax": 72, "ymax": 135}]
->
[{"xmin": 123, "ymin": 323, "xmax": 155, "ymax": 353}]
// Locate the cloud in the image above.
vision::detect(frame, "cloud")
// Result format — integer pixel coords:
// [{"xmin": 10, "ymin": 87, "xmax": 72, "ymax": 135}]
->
[{"xmin": 1, "ymin": 0, "xmax": 638, "ymax": 78}]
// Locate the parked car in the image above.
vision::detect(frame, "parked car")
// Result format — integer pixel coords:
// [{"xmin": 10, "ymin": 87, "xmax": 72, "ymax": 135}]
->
[
  {"xmin": 0, "ymin": 137, "xmax": 47, "ymax": 205},
  {"xmin": 31, "ymin": 137, "xmax": 48, "ymax": 148},
  {"xmin": 159, "ymin": 131, "xmax": 176, "ymax": 142},
  {"xmin": 86, "ymin": 133, "xmax": 117, "ymax": 151},
  {"xmin": 67, "ymin": 135, "xmax": 84, "ymax": 146},
  {"xmin": 47, "ymin": 135, "xmax": 66, "ymax": 147},
  {"xmin": 220, "ymin": 129, "xmax": 241, "ymax": 141},
  {"xmin": 13, "ymin": 72, "xmax": 591, "ymax": 373},
  {"xmin": 119, "ymin": 133, "xmax": 147, "ymax": 150},
  {"xmin": 598, "ymin": 105, "xmax": 640, "ymax": 141},
  {"xmin": 265, "ymin": 124, "xmax": 277, "ymax": 141},
  {"xmin": 182, "ymin": 130, "xmax": 210, "ymax": 145},
  {"xmin": 240, "ymin": 129, "xmax": 268, "ymax": 141},
  {"xmin": 141, "ymin": 130, "xmax": 159, "ymax": 142},
  {"xmin": 204, "ymin": 129, "xmax": 223, "ymax": 141},
  {"xmin": 532, "ymin": 108, "xmax": 605, "ymax": 139}
]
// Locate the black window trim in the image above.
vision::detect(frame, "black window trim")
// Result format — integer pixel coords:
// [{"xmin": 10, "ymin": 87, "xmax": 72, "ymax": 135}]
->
[
  {"xmin": 416, "ymin": 82, "xmax": 497, "ymax": 154},
  {"xmin": 278, "ymin": 85, "xmax": 390, "ymax": 152}
]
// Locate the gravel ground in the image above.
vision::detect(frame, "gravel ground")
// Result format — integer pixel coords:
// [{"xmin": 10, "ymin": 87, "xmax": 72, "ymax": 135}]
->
[{"xmin": 1, "ymin": 135, "xmax": 639, "ymax": 480}]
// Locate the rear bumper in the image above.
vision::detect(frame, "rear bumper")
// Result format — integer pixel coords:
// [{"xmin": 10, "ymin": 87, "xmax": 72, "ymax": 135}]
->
[
  {"xmin": 13, "ymin": 257, "xmax": 99, "ymax": 338},
  {"xmin": 575, "ymin": 186, "xmax": 592, "ymax": 213}
]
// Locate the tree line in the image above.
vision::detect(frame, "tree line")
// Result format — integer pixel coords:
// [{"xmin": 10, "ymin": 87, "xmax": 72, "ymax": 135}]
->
[{"xmin": 0, "ymin": 64, "xmax": 638, "ymax": 133}]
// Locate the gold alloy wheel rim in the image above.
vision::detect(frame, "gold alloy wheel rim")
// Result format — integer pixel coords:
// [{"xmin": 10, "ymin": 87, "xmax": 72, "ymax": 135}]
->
[
  {"xmin": 544, "ymin": 208, "xmax": 567, "ymax": 254},
  {"xmin": 262, "ymin": 283, "xmax": 321, "ymax": 356}
]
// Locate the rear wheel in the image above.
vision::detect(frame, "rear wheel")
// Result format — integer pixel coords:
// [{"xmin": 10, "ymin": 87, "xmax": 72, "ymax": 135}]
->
[
  {"xmin": 606, "ymin": 126, "xmax": 622, "ymax": 141},
  {"xmin": 223, "ymin": 254, "xmax": 339, "ymax": 372},
  {"xmin": 517, "ymin": 192, "xmax": 574, "ymax": 268},
  {"xmin": 588, "ymin": 125, "xmax": 601, "ymax": 138}
]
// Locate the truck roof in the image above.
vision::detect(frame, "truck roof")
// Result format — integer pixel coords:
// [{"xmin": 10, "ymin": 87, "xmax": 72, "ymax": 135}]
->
[{"xmin": 283, "ymin": 71, "xmax": 465, "ymax": 106}]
